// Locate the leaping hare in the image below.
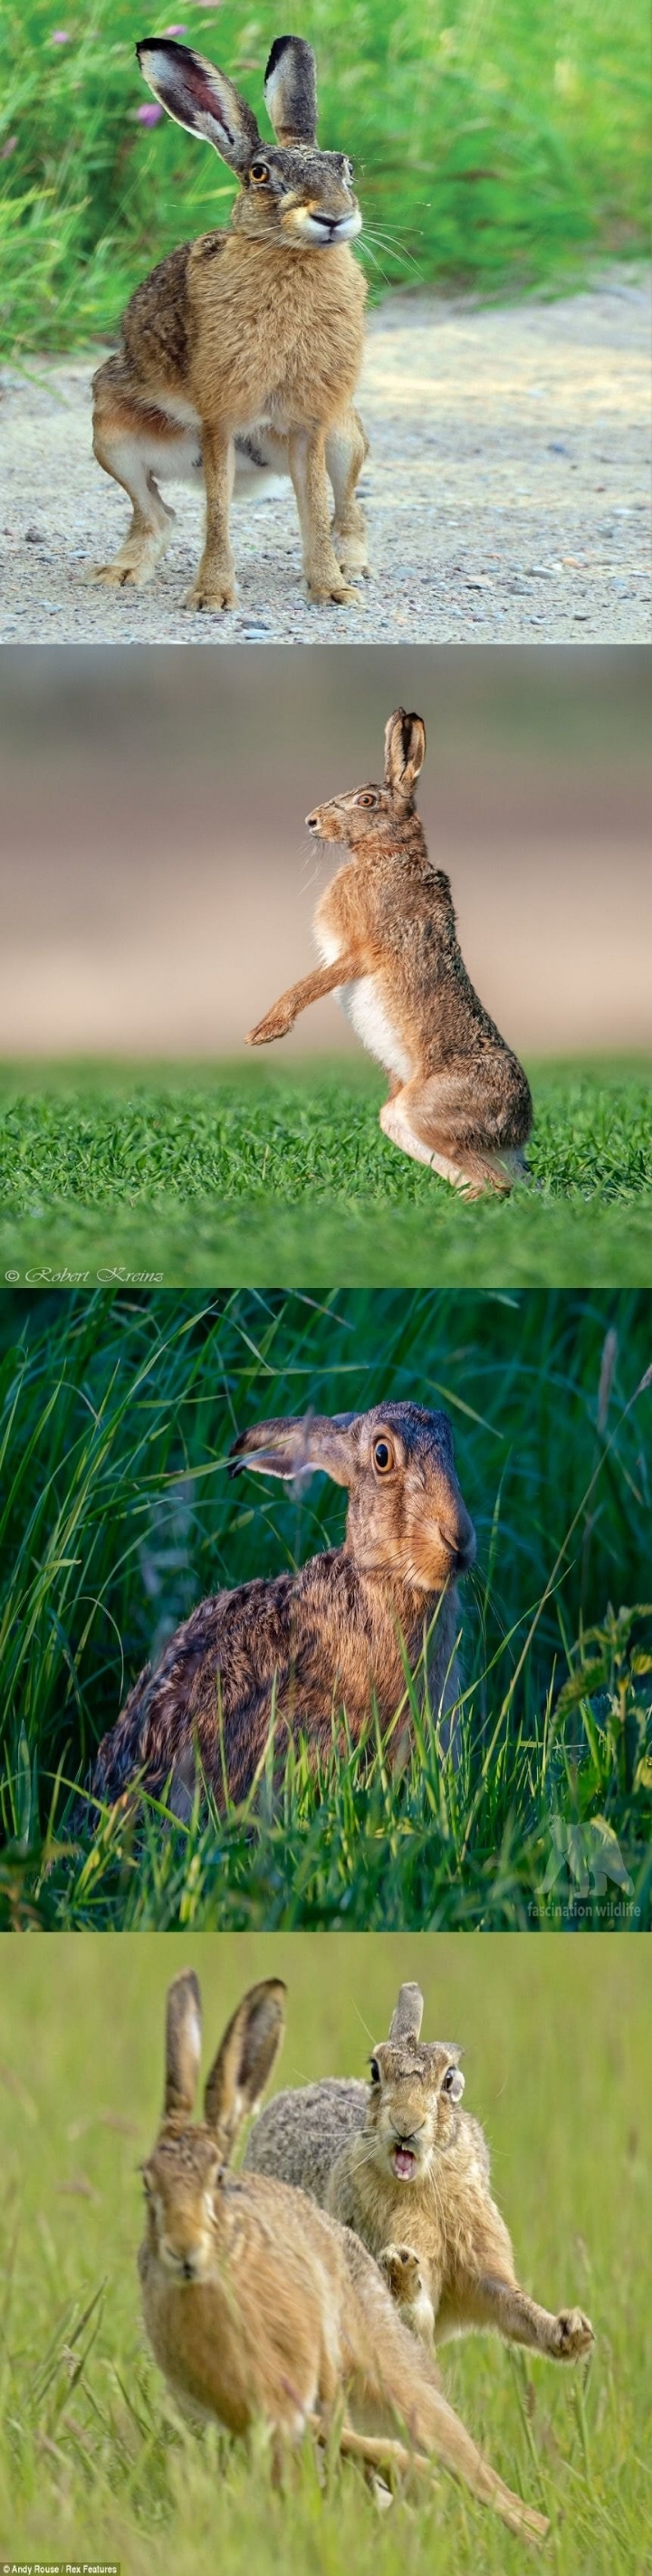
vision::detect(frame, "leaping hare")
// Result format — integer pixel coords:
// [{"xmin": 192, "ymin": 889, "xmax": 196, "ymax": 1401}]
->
[
  {"xmin": 244, "ymin": 1980, "xmax": 595, "ymax": 2367},
  {"xmin": 85, "ymin": 1402, "xmax": 475, "ymax": 1820},
  {"xmin": 248, "ymin": 709, "xmax": 533, "ymax": 1197},
  {"xmin": 91, "ymin": 35, "xmax": 368, "ymax": 608},
  {"xmin": 138, "ymin": 1968, "xmax": 548, "ymax": 2542}
]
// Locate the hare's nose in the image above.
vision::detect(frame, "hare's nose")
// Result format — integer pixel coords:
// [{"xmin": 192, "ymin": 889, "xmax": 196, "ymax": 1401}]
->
[
  {"xmin": 306, "ymin": 811, "xmax": 320, "ymax": 831},
  {"xmin": 439, "ymin": 1512, "xmax": 475, "ymax": 1573},
  {"xmin": 182, "ymin": 2256, "xmax": 196, "ymax": 2282}
]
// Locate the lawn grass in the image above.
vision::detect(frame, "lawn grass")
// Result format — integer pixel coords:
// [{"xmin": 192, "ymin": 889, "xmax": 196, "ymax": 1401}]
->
[
  {"xmin": 1, "ymin": 1285, "xmax": 650, "ymax": 1931},
  {"xmin": 1, "ymin": 0, "xmax": 650, "ymax": 356},
  {"xmin": 0, "ymin": 1932, "xmax": 650, "ymax": 2575},
  {"xmin": 1, "ymin": 1058, "xmax": 650, "ymax": 1287}
]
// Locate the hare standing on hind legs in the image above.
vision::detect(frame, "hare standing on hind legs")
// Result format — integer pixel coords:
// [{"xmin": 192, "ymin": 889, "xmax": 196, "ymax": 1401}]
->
[
  {"xmin": 244, "ymin": 1980, "xmax": 595, "ymax": 2371},
  {"xmin": 85, "ymin": 1402, "xmax": 475, "ymax": 1821},
  {"xmin": 248, "ymin": 710, "xmax": 533, "ymax": 1198},
  {"xmin": 91, "ymin": 35, "xmax": 368, "ymax": 609},
  {"xmin": 138, "ymin": 1969, "xmax": 548, "ymax": 2542}
]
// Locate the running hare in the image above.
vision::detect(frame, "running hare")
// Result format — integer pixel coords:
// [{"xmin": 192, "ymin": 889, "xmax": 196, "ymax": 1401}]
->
[
  {"xmin": 86, "ymin": 1402, "xmax": 475, "ymax": 1819},
  {"xmin": 248, "ymin": 709, "xmax": 533, "ymax": 1197},
  {"xmin": 91, "ymin": 35, "xmax": 368, "ymax": 607},
  {"xmin": 244, "ymin": 1980, "xmax": 595, "ymax": 2366},
  {"xmin": 138, "ymin": 1968, "xmax": 548, "ymax": 2541}
]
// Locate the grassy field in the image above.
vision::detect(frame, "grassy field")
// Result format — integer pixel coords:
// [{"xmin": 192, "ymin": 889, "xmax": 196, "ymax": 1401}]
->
[
  {"xmin": 1, "ymin": 1285, "xmax": 650, "ymax": 1931},
  {"xmin": 1, "ymin": 1058, "xmax": 651, "ymax": 1287},
  {"xmin": 1, "ymin": 0, "xmax": 650, "ymax": 355},
  {"xmin": 0, "ymin": 1932, "xmax": 650, "ymax": 2575}
]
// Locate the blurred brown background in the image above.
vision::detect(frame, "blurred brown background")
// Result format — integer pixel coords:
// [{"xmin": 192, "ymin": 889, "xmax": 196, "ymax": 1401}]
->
[{"xmin": 1, "ymin": 646, "xmax": 649, "ymax": 1057}]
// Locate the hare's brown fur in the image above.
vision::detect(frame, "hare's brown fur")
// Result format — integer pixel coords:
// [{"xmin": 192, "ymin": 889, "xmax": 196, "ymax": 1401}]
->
[
  {"xmin": 85, "ymin": 1402, "xmax": 475, "ymax": 1821},
  {"xmin": 139, "ymin": 1970, "xmax": 548, "ymax": 2542},
  {"xmin": 91, "ymin": 37, "xmax": 368, "ymax": 608},
  {"xmin": 244, "ymin": 1981, "xmax": 595, "ymax": 2369},
  {"xmin": 248, "ymin": 710, "xmax": 533, "ymax": 1198}
]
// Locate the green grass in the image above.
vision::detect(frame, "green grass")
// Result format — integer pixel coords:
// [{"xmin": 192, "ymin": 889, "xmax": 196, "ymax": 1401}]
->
[
  {"xmin": 1, "ymin": 0, "xmax": 650, "ymax": 355},
  {"xmin": 0, "ymin": 1932, "xmax": 650, "ymax": 2575},
  {"xmin": 1, "ymin": 1285, "xmax": 650, "ymax": 1931},
  {"xmin": 1, "ymin": 1059, "xmax": 651, "ymax": 1287}
]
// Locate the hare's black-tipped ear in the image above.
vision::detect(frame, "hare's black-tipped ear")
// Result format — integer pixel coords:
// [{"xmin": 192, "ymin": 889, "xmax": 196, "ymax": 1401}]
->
[
  {"xmin": 388, "ymin": 1981, "xmax": 424, "ymax": 2043},
  {"xmin": 204, "ymin": 1980, "xmax": 286, "ymax": 2157},
  {"xmin": 264, "ymin": 35, "xmax": 318, "ymax": 144},
  {"xmin": 137, "ymin": 38, "xmax": 261, "ymax": 171},
  {"xmin": 228, "ymin": 1412, "xmax": 358, "ymax": 1490},
  {"xmin": 164, "ymin": 1970, "xmax": 202, "ymax": 2123},
  {"xmin": 383, "ymin": 709, "xmax": 427, "ymax": 804}
]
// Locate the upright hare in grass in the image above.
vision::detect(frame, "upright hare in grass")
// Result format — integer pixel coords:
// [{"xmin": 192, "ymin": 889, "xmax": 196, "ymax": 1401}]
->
[
  {"xmin": 248, "ymin": 709, "xmax": 533, "ymax": 1197},
  {"xmin": 138, "ymin": 1969, "xmax": 548, "ymax": 2542},
  {"xmin": 86, "ymin": 1402, "xmax": 475, "ymax": 1820},
  {"xmin": 91, "ymin": 35, "xmax": 368, "ymax": 608},
  {"xmin": 244, "ymin": 1980, "xmax": 595, "ymax": 2367}
]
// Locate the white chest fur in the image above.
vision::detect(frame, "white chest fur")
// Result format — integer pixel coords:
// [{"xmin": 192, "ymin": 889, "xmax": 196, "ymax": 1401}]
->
[{"xmin": 315, "ymin": 925, "xmax": 412, "ymax": 1083}]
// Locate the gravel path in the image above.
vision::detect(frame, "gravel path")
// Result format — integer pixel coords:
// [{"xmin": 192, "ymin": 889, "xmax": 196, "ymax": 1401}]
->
[{"xmin": 1, "ymin": 268, "xmax": 649, "ymax": 644}]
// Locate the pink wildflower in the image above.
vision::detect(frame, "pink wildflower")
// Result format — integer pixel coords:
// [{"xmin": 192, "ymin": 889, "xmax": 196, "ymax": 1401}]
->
[{"xmin": 135, "ymin": 102, "xmax": 164, "ymax": 125}]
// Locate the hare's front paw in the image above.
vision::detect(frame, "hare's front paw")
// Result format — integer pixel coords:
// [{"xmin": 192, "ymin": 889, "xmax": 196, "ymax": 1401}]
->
[
  {"xmin": 554, "ymin": 2307, "xmax": 595, "ymax": 2360},
  {"xmin": 379, "ymin": 2244, "xmax": 423, "ymax": 2304},
  {"xmin": 246, "ymin": 1009, "xmax": 293, "ymax": 1046},
  {"xmin": 186, "ymin": 577, "xmax": 236, "ymax": 612}
]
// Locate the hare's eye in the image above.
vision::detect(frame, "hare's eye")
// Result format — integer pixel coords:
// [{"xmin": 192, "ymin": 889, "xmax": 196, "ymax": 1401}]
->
[
  {"xmin": 250, "ymin": 161, "xmax": 270, "ymax": 185},
  {"xmin": 442, "ymin": 2069, "xmax": 455, "ymax": 2094},
  {"xmin": 358, "ymin": 791, "xmax": 377, "ymax": 808},
  {"xmin": 369, "ymin": 2056, "xmax": 381, "ymax": 2085},
  {"xmin": 373, "ymin": 1437, "xmax": 394, "ymax": 1474}
]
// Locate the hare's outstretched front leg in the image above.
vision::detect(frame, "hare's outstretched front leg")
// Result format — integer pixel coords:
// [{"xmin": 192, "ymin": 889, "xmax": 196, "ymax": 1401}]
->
[
  {"xmin": 456, "ymin": 2275, "xmax": 594, "ymax": 2361},
  {"xmin": 326, "ymin": 409, "xmax": 369, "ymax": 578},
  {"xmin": 289, "ymin": 428, "xmax": 359, "ymax": 606},
  {"xmin": 188, "ymin": 425, "xmax": 236, "ymax": 611},
  {"xmin": 247, "ymin": 954, "xmax": 363, "ymax": 1045}
]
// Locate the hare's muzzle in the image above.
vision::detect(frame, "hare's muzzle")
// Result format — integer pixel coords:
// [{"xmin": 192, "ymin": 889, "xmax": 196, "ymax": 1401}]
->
[
  {"xmin": 437, "ymin": 1514, "xmax": 476, "ymax": 1576},
  {"xmin": 392, "ymin": 2144, "xmax": 418, "ymax": 2180}
]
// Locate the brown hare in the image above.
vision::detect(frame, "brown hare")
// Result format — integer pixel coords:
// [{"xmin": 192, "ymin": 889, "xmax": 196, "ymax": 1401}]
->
[
  {"xmin": 85, "ymin": 1402, "xmax": 475, "ymax": 1820},
  {"xmin": 244, "ymin": 1980, "xmax": 595, "ymax": 2367},
  {"xmin": 248, "ymin": 708, "xmax": 533, "ymax": 1197},
  {"xmin": 91, "ymin": 35, "xmax": 368, "ymax": 608},
  {"xmin": 138, "ymin": 1968, "xmax": 548, "ymax": 2542}
]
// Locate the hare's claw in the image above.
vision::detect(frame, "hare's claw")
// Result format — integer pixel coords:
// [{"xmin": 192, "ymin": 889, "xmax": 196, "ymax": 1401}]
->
[
  {"xmin": 554, "ymin": 2307, "xmax": 595, "ymax": 2360},
  {"xmin": 185, "ymin": 578, "xmax": 236, "ymax": 612},
  {"xmin": 380, "ymin": 2244, "xmax": 423, "ymax": 2302},
  {"xmin": 307, "ymin": 577, "xmax": 360, "ymax": 607}
]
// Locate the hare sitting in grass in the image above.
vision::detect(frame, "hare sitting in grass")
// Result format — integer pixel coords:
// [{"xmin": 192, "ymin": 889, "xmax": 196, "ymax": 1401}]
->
[
  {"xmin": 91, "ymin": 35, "xmax": 368, "ymax": 609},
  {"xmin": 138, "ymin": 1968, "xmax": 548, "ymax": 2542},
  {"xmin": 86, "ymin": 1402, "xmax": 475, "ymax": 1821},
  {"xmin": 244, "ymin": 1980, "xmax": 595, "ymax": 2369},
  {"xmin": 248, "ymin": 709, "xmax": 533, "ymax": 1198}
]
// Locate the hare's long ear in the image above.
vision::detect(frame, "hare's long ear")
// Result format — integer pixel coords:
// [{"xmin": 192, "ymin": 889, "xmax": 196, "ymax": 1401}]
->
[
  {"xmin": 204, "ymin": 1980, "xmax": 286, "ymax": 2158},
  {"xmin": 164, "ymin": 1970, "xmax": 202, "ymax": 2123},
  {"xmin": 383, "ymin": 709, "xmax": 427, "ymax": 806},
  {"xmin": 228, "ymin": 1412, "xmax": 358, "ymax": 1490},
  {"xmin": 264, "ymin": 36, "xmax": 318, "ymax": 144},
  {"xmin": 137, "ymin": 39, "xmax": 261, "ymax": 171},
  {"xmin": 388, "ymin": 1982, "xmax": 424, "ymax": 2043}
]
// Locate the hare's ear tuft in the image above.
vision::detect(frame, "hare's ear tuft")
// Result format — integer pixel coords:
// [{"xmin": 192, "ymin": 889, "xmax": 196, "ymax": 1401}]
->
[
  {"xmin": 164, "ymin": 1969, "xmax": 202, "ymax": 2123},
  {"xmin": 383, "ymin": 708, "xmax": 427, "ymax": 803},
  {"xmin": 204, "ymin": 1980, "xmax": 286, "ymax": 2156},
  {"xmin": 228, "ymin": 1412, "xmax": 358, "ymax": 1490},
  {"xmin": 137, "ymin": 39, "xmax": 261, "ymax": 171},
  {"xmin": 264, "ymin": 35, "xmax": 318, "ymax": 144},
  {"xmin": 388, "ymin": 1981, "xmax": 424, "ymax": 2043}
]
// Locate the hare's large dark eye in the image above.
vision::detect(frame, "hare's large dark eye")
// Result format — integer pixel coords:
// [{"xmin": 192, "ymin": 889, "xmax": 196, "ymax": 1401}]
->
[
  {"xmin": 369, "ymin": 2056, "xmax": 381, "ymax": 2085},
  {"xmin": 373, "ymin": 1436, "xmax": 394, "ymax": 1474},
  {"xmin": 358, "ymin": 790, "xmax": 378, "ymax": 808},
  {"xmin": 250, "ymin": 160, "xmax": 270, "ymax": 185},
  {"xmin": 442, "ymin": 2067, "xmax": 457, "ymax": 2094}
]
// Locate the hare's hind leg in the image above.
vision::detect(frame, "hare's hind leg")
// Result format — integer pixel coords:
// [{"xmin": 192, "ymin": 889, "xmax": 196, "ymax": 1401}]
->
[
  {"xmin": 379, "ymin": 1087, "xmax": 469, "ymax": 1192},
  {"xmin": 380, "ymin": 1079, "xmax": 527, "ymax": 1199},
  {"xmin": 288, "ymin": 428, "xmax": 359, "ymax": 606},
  {"xmin": 91, "ymin": 397, "xmax": 180, "ymax": 588},
  {"xmin": 326, "ymin": 410, "xmax": 369, "ymax": 578}
]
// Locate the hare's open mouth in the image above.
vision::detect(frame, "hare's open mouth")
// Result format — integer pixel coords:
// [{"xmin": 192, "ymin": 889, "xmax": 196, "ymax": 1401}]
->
[{"xmin": 392, "ymin": 2146, "xmax": 417, "ymax": 2180}]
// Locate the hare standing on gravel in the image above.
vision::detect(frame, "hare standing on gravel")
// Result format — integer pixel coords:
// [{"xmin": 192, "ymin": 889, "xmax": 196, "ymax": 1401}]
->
[
  {"xmin": 85, "ymin": 1402, "xmax": 475, "ymax": 1820},
  {"xmin": 91, "ymin": 35, "xmax": 368, "ymax": 608},
  {"xmin": 244, "ymin": 1980, "xmax": 595, "ymax": 2368},
  {"xmin": 248, "ymin": 709, "xmax": 533, "ymax": 1198},
  {"xmin": 138, "ymin": 1969, "xmax": 548, "ymax": 2541}
]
